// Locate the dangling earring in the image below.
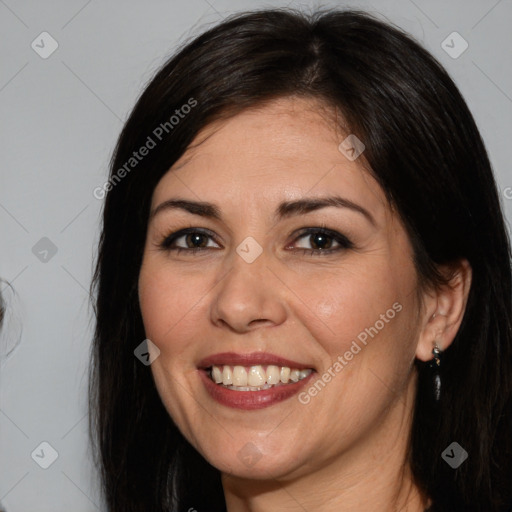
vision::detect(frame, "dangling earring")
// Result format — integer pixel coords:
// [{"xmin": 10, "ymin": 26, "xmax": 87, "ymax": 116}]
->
[{"xmin": 430, "ymin": 342, "xmax": 442, "ymax": 402}]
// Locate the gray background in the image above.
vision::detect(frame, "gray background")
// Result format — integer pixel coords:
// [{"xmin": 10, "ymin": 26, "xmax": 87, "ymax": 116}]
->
[{"xmin": 0, "ymin": 0, "xmax": 510, "ymax": 510}]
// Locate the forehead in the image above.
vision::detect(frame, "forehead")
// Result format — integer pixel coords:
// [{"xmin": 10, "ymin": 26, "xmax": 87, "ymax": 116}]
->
[{"xmin": 151, "ymin": 96, "xmax": 389, "ymax": 223}]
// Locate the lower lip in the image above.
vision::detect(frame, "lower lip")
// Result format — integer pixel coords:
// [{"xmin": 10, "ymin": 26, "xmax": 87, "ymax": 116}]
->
[{"xmin": 199, "ymin": 369, "xmax": 315, "ymax": 410}]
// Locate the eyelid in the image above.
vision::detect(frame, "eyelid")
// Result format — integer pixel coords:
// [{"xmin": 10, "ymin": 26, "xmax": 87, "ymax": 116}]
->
[
  {"xmin": 288, "ymin": 226, "xmax": 354, "ymax": 252},
  {"xmin": 159, "ymin": 227, "xmax": 221, "ymax": 250},
  {"xmin": 158, "ymin": 225, "xmax": 354, "ymax": 254}
]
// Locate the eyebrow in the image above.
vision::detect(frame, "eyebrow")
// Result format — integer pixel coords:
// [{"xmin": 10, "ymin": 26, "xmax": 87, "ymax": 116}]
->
[{"xmin": 150, "ymin": 196, "xmax": 376, "ymax": 226}]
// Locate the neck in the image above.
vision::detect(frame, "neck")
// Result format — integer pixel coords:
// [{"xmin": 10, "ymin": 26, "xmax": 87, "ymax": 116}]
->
[{"xmin": 221, "ymin": 374, "xmax": 430, "ymax": 512}]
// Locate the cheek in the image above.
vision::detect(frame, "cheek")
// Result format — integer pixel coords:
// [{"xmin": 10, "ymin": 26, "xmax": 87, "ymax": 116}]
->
[
  {"xmin": 138, "ymin": 262, "xmax": 208, "ymax": 433},
  {"xmin": 301, "ymin": 265, "xmax": 403, "ymax": 344},
  {"xmin": 138, "ymin": 261, "xmax": 209, "ymax": 347},
  {"xmin": 297, "ymin": 256, "xmax": 418, "ymax": 396}
]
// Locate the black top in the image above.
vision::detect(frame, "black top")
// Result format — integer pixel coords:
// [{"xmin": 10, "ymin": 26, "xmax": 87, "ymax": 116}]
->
[{"xmin": 201, "ymin": 507, "xmax": 432, "ymax": 511}]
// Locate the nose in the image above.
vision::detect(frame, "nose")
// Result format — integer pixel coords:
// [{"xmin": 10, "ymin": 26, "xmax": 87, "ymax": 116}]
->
[{"xmin": 210, "ymin": 249, "xmax": 287, "ymax": 334}]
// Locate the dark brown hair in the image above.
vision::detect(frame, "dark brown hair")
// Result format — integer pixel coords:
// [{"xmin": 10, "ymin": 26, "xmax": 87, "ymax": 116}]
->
[{"xmin": 89, "ymin": 8, "xmax": 512, "ymax": 511}]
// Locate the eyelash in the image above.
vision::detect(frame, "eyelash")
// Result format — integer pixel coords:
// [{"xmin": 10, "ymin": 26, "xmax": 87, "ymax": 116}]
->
[{"xmin": 158, "ymin": 225, "xmax": 354, "ymax": 256}]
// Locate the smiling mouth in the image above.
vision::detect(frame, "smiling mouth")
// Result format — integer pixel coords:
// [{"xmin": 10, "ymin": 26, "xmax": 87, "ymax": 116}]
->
[{"xmin": 207, "ymin": 364, "xmax": 313, "ymax": 391}]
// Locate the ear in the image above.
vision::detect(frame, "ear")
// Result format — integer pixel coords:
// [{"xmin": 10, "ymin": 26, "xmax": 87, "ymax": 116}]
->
[{"xmin": 416, "ymin": 259, "xmax": 472, "ymax": 362}]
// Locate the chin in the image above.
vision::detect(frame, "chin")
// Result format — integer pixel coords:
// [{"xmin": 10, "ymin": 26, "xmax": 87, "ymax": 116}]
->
[{"xmin": 200, "ymin": 442, "xmax": 304, "ymax": 481}]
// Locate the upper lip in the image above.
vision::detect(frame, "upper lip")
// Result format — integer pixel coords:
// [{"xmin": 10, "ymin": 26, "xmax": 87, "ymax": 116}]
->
[{"xmin": 198, "ymin": 352, "xmax": 314, "ymax": 370}]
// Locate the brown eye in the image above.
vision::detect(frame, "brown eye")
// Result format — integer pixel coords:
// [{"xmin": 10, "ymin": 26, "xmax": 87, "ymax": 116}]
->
[
  {"xmin": 159, "ymin": 228, "xmax": 220, "ymax": 252},
  {"xmin": 183, "ymin": 232, "xmax": 209, "ymax": 248},
  {"xmin": 159, "ymin": 226, "xmax": 353, "ymax": 256},
  {"xmin": 307, "ymin": 232, "xmax": 334, "ymax": 250},
  {"xmin": 292, "ymin": 228, "xmax": 353, "ymax": 255}
]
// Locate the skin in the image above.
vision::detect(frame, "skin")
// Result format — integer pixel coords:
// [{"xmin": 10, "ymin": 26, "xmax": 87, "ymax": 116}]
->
[{"xmin": 138, "ymin": 96, "xmax": 472, "ymax": 511}]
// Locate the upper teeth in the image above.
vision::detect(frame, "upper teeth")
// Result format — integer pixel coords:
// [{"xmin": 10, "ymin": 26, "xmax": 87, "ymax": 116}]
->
[{"xmin": 210, "ymin": 365, "xmax": 312, "ymax": 388}]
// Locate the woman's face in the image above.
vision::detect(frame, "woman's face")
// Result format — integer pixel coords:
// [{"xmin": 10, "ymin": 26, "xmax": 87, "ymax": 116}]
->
[{"xmin": 138, "ymin": 96, "xmax": 425, "ymax": 481}]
